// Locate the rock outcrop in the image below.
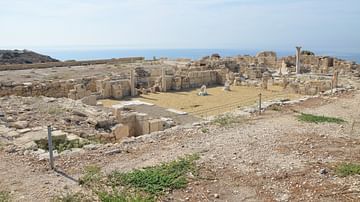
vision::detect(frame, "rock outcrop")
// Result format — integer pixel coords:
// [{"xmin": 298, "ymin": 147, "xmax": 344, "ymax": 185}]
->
[{"xmin": 0, "ymin": 49, "xmax": 59, "ymax": 64}]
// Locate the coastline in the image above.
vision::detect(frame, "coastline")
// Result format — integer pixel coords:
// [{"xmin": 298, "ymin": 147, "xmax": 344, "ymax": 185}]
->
[{"xmin": 38, "ymin": 49, "xmax": 360, "ymax": 63}]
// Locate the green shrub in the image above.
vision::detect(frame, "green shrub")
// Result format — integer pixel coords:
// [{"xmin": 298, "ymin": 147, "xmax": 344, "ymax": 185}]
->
[
  {"xmin": 79, "ymin": 165, "xmax": 102, "ymax": 186},
  {"xmin": 35, "ymin": 138, "xmax": 90, "ymax": 153},
  {"xmin": 297, "ymin": 113, "xmax": 345, "ymax": 124},
  {"xmin": 336, "ymin": 163, "xmax": 360, "ymax": 177},
  {"xmin": 108, "ymin": 154, "xmax": 199, "ymax": 195}
]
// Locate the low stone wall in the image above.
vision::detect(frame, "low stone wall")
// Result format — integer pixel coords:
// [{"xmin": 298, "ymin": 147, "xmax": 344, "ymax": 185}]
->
[
  {"xmin": 112, "ymin": 108, "xmax": 165, "ymax": 140},
  {"xmin": 0, "ymin": 77, "xmax": 97, "ymax": 98},
  {"xmin": 96, "ymin": 79, "xmax": 131, "ymax": 99},
  {"xmin": 287, "ymin": 80, "xmax": 332, "ymax": 95}
]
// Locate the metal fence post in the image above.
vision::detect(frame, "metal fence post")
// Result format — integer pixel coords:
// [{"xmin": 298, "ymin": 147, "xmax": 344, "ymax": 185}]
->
[
  {"xmin": 47, "ymin": 125, "xmax": 54, "ymax": 170},
  {"xmin": 259, "ymin": 93, "xmax": 262, "ymax": 115}
]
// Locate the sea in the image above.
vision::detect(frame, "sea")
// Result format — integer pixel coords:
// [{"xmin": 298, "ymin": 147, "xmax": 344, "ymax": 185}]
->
[{"xmin": 40, "ymin": 49, "xmax": 360, "ymax": 63}]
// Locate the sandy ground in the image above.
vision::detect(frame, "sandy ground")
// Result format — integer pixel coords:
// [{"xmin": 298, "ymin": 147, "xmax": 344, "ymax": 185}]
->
[
  {"xmin": 1, "ymin": 90, "xmax": 360, "ymax": 201},
  {"xmin": 100, "ymin": 85, "xmax": 301, "ymax": 117}
]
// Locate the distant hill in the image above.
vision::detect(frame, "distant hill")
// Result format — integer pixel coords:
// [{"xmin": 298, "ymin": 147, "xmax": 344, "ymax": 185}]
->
[{"xmin": 0, "ymin": 49, "xmax": 59, "ymax": 65}]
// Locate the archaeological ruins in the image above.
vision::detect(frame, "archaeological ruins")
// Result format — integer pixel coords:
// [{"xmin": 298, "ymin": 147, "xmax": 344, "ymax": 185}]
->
[{"xmin": 0, "ymin": 48, "xmax": 359, "ymax": 156}]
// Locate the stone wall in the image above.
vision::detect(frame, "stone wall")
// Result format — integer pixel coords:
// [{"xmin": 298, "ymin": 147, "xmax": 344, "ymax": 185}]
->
[
  {"xmin": 0, "ymin": 77, "xmax": 97, "ymax": 98},
  {"xmin": 112, "ymin": 108, "xmax": 165, "ymax": 140},
  {"xmin": 96, "ymin": 79, "xmax": 131, "ymax": 99},
  {"xmin": 286, "ymin": 79, "xmax": 332, "ymax": 95}
]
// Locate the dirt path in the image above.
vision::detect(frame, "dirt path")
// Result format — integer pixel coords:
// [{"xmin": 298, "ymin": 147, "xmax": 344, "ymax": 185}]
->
[
  {"xmin": 0, "ymin": 151, "xmax": 81, "ymax": 201},
  {"xmin": 1, "ymin": 91, "xmax": 360, "ymax": 201}
]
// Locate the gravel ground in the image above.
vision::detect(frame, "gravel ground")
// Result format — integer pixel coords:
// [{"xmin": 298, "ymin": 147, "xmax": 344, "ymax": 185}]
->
[{"xmin": 1, "ymin": 90, "xmax": 360, "ymax": 201}]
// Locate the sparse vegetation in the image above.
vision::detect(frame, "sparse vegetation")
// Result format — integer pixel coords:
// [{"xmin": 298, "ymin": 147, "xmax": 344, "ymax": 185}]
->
[
  {"xmin": 52, "ymin": 192, "xmax": 94, "ymax": 202},
  {"xmin": 269, "ymin": 105, "xmax": 282, "ymax": 111},
  {"xmin": 35, "ymin": 138, "xmax": 90, "ymax": 153},
  {"xmin": 297, "ymin": 113, "xmax": 345, "ymax": 124},
  {"xmin": 301, "ymin": 50, "xmax": 315, "ymax": 56},
  {"xmin": 79, "ymin": 165, "xmax": 102, "ymax": 186},
  {"xmin": 201, "ymin": 128, "xmax": 209, "ymax": 133},
  {"xmin": 97, "ymin": 191, "xmax": 154, "ymax": 202},
  {"xmin": 212, "ymin": 114, "xmax": 241, "ymax": 126},
  {"xmin": 336, "ymin": 163, "xmax": 360, "ymax": 177},
  {"xmin": 0, "ymin": 191, "xmax": 10, "ymax": 202},
  {"xmin": 108, "ymin": 154, "xmax": 199, "ymax": 195},
  {"xmin": 73, "ymin": 155, "xmax": 200, "ymax": 201}
]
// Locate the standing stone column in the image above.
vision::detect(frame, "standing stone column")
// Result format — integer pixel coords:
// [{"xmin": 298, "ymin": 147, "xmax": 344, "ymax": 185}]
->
[
  {"xmin": 130, "ymin": 69, "xmax": 136, "ymax": 96},
  {"xmin": 296, "ymin": 46, "xmax": 302, "ymax": 74},
  {"xmin": 161, "ymin": 67, "xmax": 167, "ymax": 92},
  {"xmin": 333, "ymin": 70, "xmax": 339, "ymax": 88}
]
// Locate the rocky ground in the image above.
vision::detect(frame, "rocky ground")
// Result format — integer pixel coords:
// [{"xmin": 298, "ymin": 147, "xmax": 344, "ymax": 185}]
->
[{"xmin": 1, "ymin": 90, "xmax": 360, "ymax": 201}]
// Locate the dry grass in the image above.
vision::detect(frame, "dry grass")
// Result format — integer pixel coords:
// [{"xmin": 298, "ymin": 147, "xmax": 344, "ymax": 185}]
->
[{"xmin": 101, "ymin": 85, "xmax": 300, "ymax": 116}]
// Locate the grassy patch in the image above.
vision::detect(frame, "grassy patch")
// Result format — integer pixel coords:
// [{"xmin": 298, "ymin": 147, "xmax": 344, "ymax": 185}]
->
[
  {"xmin": 297, "ymin": 113, "xmax": 345, "ymax": 124},
  {"xmin": 336, "ymin": 163, "xmax": 360, "ymax": 177},
  {"xmin": 98, "ymin": 191, "xmax": 154, "ymax": 202},
  {"xmin": 108, "ymin": 154, "xmax": 199, "ymax": 195},
  {"xmin": 52, "ymin": 192, "xmax": 95, "ymax": 202},
  {"xmin": 0, "ymin": 191, "xmax": 10, "ymax": 202},
  {"xmin": 212, "ymin": 114, "xmax": 241, "ymax": 127},
  {"xmin": 79, "ymin": 165, "xmax": 102, "ymax": 186},
  {"xmin": 73, "ymin": 154, "xmax": 200, "ymax": 201},
  {"xmin": 52, "ymin": 193, "xmax": 82, "ymax": 202}
]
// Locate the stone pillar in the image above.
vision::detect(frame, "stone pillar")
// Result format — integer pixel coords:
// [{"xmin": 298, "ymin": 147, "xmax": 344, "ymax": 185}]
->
[
  {"xmin": 161, "ymin": 67, "xmax": 167, "ymax": 92},
  {"xmin": 130, "ymin": 69, "xmax": 136, "ymax": 96},
  {"xmin": 333, "ymin": 70, "xmax": 339, "ymax": 88},
  {"xmin": 296, "ymin": 46, "xmax": 302, "ymax": 74}
]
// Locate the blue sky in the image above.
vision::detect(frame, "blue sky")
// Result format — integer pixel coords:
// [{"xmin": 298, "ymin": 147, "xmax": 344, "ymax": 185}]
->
[{"xmin": 0, "ymin": 0, "xmax": 359, "ymax": 53}]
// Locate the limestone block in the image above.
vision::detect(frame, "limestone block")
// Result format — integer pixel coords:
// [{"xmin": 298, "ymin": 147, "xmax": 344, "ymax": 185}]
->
[
  {"xmin": 149, "ymin": 119, "xmax": 164, "ymax": 133},
  {"xmin": 81, "ymin": 95, "xmax": 97, "ymax": 106},
  {"xmin": 174, "ymin": 77, "xmax": 182, "ymax": 90},
  {"xmin": 135, "ymin": 113, "xmax": 149, "ymax": 136},
  {"xmin": 111, "ymin": 85, "xmax": 123, "ymax": 99},
  {"xmin": 104, "ymin": 81, "xmax": 112, "ymax": 98},
  {"xmin": 51, "ymin": 130, "xmax": 67, "ymax": 141},
  {"xmin": 112, "ymin": 124, "xmax": 130, "ymax": 140},
  {"xmin": 112, "ymin": 108, "xmax": 122, "ymax": 120},
  {"xmin": 118, "ymin": 112, "xmax": 136, "ymax": 124},
  {"xmin": 74, "ymin": 84, "xmax": 84, "ymax": 91}
]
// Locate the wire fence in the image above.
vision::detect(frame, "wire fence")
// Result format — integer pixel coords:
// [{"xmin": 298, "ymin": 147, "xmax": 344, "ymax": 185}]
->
[{"xmin": 188, "ymin": 91, "xmax": 293, "ymax": 117}]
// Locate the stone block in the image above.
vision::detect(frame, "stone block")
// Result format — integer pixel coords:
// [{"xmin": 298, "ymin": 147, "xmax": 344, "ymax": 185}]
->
[
  {"xmin": 81, "ymin": 95, "xmax": 97, "ymax": 106},
  {"xmin": 74, "ymin": 84, "xmax": 84, "ymax": 91},
  {"xmin": 135, "ymin": 113, "xmax": 149, "ymax": 136},
  {"xmin": 149, "ymin": 119, "xmax": 164, "ymax": 133},
  {"xmin": 112, "ymin": 124, "xmax": 130, "ymax": 140},
  {"xmin": 51, "ymin": 130, "xmax": 67, "ymax": 141}
]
